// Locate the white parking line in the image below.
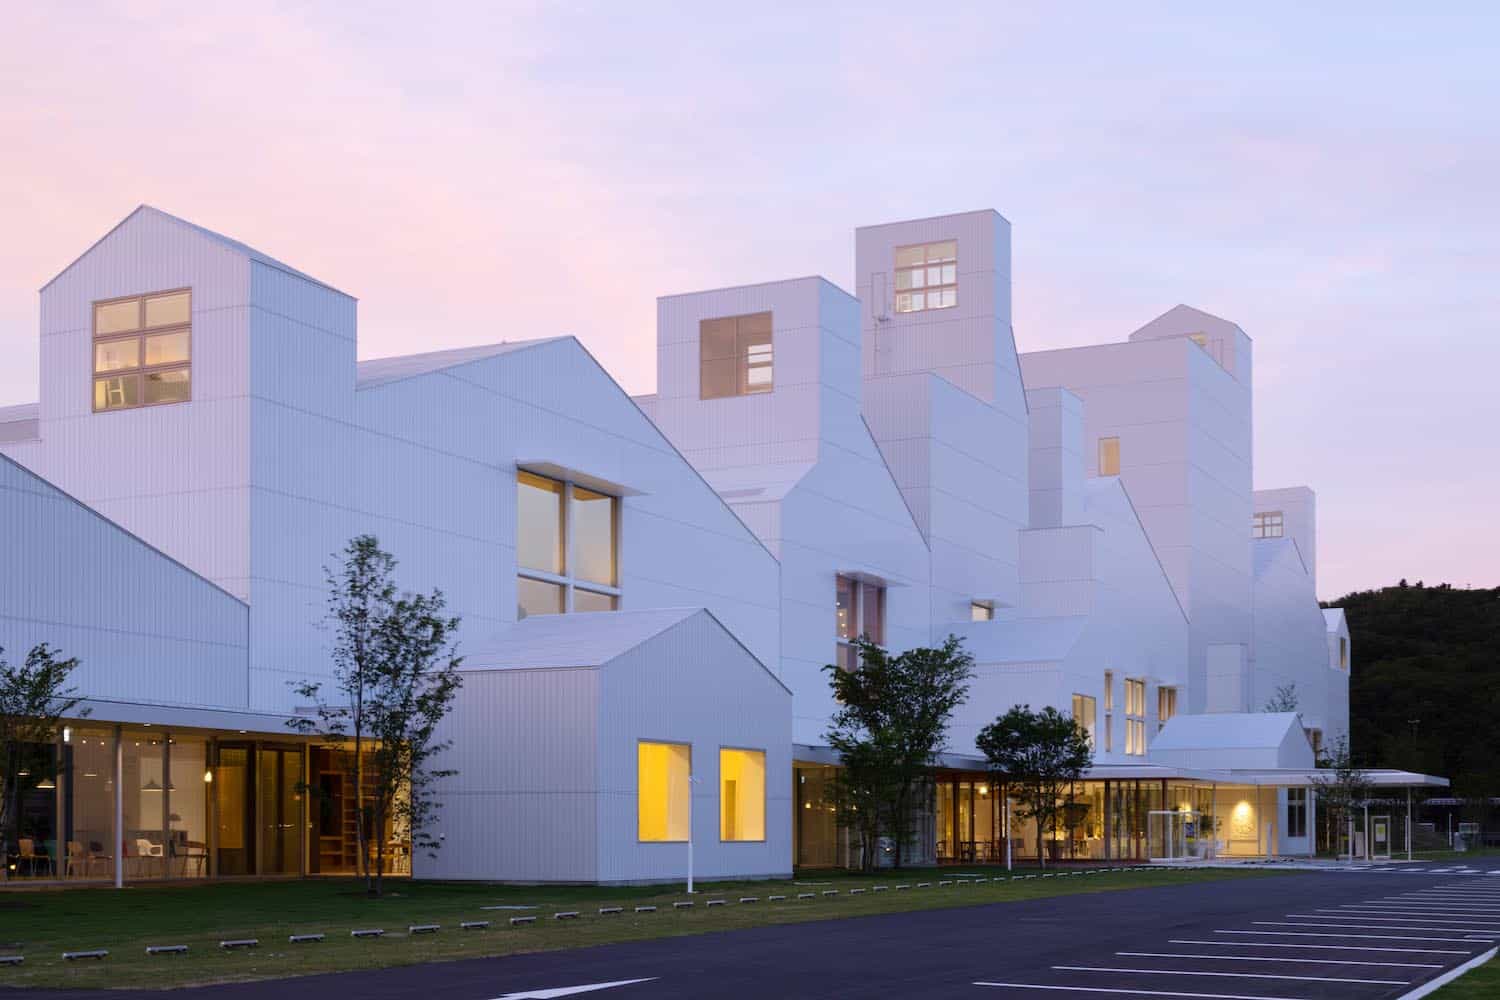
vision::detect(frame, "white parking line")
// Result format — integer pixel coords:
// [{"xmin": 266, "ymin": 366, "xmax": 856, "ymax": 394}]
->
[
  {"xmin": 1293, "ymin": 913, "xmax": 1500, "ymax": 928},
  {"xmin": 1255, "ymin": 920, "xmax": 1498, "ymax": 937},
  {"xmin": 1118, "ymin": 951, "xmax": 1441, "ymax": 968},
  {"xmin": 1216, "ymin": 929, "xmax": 1483, "ymax": 943},
  {"xmin": 1337, "ymin": 902, "xmax": 1500, "ymax": 911},
  {"xmin": 974, "ymin": 986, "xmax": 1308, "ymax": 999},
  {"xmin": 1170, "ymin": 938, "xmax": 1469, "ymax": 955},
  {"xmin": 1052, "ymin": 965, "xmax": 1408, "ymax": 985}
]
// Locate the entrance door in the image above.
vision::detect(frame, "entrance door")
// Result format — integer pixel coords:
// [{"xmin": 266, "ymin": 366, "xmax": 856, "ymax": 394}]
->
[
  {"xmin": 1148, "ymin": 810, "xmax": 1197, "ymax": 861},
  {"xmin": 258, "ymin": 748, "xmax": 303, "ymax": 875}
]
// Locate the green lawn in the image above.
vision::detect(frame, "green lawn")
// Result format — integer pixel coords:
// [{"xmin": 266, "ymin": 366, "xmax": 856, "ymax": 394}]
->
[
  {"xmin": 1430, "ymin": 950, "xmax": 1500, "ymax": 998},
  {"xmin": 0, "ymin": 866, "xmax": 1273, "ymax": 990}
]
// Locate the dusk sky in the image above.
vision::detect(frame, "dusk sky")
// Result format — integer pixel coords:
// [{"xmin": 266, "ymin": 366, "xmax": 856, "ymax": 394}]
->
[{"xmin": 2, "ymin": 4, "xmax": 1495, "ymax": 600}]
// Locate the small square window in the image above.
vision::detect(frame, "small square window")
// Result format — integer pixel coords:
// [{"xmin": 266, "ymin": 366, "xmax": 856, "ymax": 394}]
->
[
  {"xmin": 893, "ymin": 241, "xmax": 959, "ymax": 314},
  {"xmin": 700, "ymin": 312, "xmax": 774, "ymax": 399}
]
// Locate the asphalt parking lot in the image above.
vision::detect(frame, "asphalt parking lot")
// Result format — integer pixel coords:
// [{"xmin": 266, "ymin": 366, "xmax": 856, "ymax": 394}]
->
[{"xmin": 14, "ymin": 864, "xmax": 1499, "ymax": 999}]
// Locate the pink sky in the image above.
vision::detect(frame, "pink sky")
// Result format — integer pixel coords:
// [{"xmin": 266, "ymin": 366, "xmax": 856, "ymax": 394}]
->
[{"xmin": 2, "ymin": 4, "xmax": 1496, "ymax": 600}]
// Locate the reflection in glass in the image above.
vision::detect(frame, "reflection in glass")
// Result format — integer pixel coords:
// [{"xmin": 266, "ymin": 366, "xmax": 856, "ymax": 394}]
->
[
  {"xmin": 95, "ymin": 339, "xmax": 139, "ymax": 373},
  {"xmin": 145, "ymin": 291, "xmax": 190, "ymax": 328},
  {"xmin": 573, "ymin": 588, "xmax": 617, "ymax": 613},
  {"xmin": 170, "ymin": 740, "xmax": 210, "ymax": 878},
  {"xmin": 517, "ymin": 471, "xmax": 565, "ymax": 574},
  {"xmin": 143, "ymin": 368, "xmax": 191, "ymax": 405},
  {"xmin": 572, "ymin": 486, "xmax": 616, "ymax": 586},
  {"xmin": 95, "ymin": 299, "xmax": 140, "ymax": 335},
  {"xmin": 517, "ymin": 576, "xmax": 564, "ymax": 617},
  {"xmin": 144, "ymin": 330, "xmax": 190, "ymax": 366}
]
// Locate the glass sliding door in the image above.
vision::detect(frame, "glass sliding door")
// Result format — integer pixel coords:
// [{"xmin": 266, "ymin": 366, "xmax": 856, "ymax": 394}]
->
[{"xmin": 258, "ymin": 748, "xmax": 303, "ymax": 875}]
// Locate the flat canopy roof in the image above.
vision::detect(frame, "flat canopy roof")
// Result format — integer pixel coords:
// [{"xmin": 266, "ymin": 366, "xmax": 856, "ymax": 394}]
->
[{"xmin": 792, "ymin": 744, "xmax": 1448, "ymax": 789}]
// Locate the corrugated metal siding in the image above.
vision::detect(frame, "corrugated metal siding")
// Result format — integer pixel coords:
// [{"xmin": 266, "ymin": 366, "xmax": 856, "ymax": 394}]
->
[
  {"xmin": 597, "ymin": 611, "xmax": 792, "ymax": 882},
  {"xmin": 417, "ymin": 667, "xmax": 600, "ymax": 882},
  {"xmin": 0, "ymin": 454, "xmax": 250, "ymax": 709}
]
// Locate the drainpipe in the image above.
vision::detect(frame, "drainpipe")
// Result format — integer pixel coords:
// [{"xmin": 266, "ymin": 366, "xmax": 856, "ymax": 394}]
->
[{"xmin": 113, "ymin": 725, "xmax": 123, "ymax": 889}]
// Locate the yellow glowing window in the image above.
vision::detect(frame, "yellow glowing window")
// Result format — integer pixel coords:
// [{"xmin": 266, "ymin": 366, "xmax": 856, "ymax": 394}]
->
[
  {"xmin": 638, "ymin": 741, "xmax": 691, "ymax": 842},
  {"xmin": 719, "ymin": 748, "xmax": 766, "ymax": 842},
  {"xmin": 1098, "ymin": 436, "xmax": 1120, "ymax": 476}
]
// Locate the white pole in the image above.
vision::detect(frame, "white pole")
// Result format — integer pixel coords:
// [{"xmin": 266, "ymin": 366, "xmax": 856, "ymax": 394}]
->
[
  {"xmin": 1407, "ymin": 788, "xmax": 1413, "ymax": 862},
  {"xmin": 1347, "ymin": 817, "xmax": 1354, "ymax": 862},
  {"xmin": 1004, "ymin": 791, "xmax": 1012, "ymax": 871},
  {"xmin": 686, "ymin": 774, "xmax": 697, "ymax": 894},
  {"xmin": 113, "ymin": 725, "xmax": 123, "ymax": 889},
  {"xmin": 1363, "ymin": 803, "xmax": 1370, "ymax": 860}
]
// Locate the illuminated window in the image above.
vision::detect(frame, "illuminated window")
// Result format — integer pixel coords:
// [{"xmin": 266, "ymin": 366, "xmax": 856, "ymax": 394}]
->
[
  {"xmin": 92, "ymin": 289, "xmax": 191, "ymax": 412},
  {"xmin": 1157, "ymin": 687, "xmax": 1177, "ymax": 732},
  {"xmin": 1125, "ymin": 678, "xmax": 1146, "ymax": 756},
  {"xmin": 516, "ymin": 469, "xmax": 619, "ymax": 617},
  {"xmin": 638, "ymin": 741, "xmax": 691, "ymax": 842},
  {"xmin": 719, "ymin": 748, "xmax": 766, "ymax": 842},
  {"xmin": 894, "ymin": 241, "xmax": 957, "ymax": 313},
  {"xmin": 1103, "ymin": 670, "xmax": 1114, "ymax": 753},
  {"xmin": 1098, "ymin": 436, "xmax": 1120, "ymax": 476},
  {"xmin": 835, "ymin": 574, "xmax": 885, "ymax": 670},
  {"xmin": 700, "ymin": 312, "xmax": 773, "ymax": 399},
  {"xmin": 1338, "ymin": 637, "xmax": 1348, "ymax": 670},
  {"xmin": 1252, "ymin": 510, "xmax": 1284, "ymax": 539},
  {"xmin": 970, "ymin": 601, "xmax": 993, "ymax": 622},
  {"xmin": 1071, "ymin": 694, "xmax": 1097, "ymax": 747}
]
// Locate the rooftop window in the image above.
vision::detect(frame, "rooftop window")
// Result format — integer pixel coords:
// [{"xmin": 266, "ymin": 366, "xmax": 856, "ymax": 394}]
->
[
  {"xmin": 700, "ymin": 312, "xmax": 773, "ymax": 399},
  {"xmin": 894, "ymin": 241, "xmax": 957, "ymax": 313},
  {"xmin": 92, "ymin": 289, "xmax": 192, "ymax": 412},
  {"xmin": 1252, "ymin": 510, "xmax": 1284, "ymax": 539}
]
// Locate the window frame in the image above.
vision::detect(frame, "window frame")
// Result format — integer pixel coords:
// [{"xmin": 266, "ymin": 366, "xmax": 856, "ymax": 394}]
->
[
  {"xmin": 893, "ymin": 240, "xmax": 958, "ymax": 314},
  {"xmin": 636, "ymin": 739, "xmax": 692, "ymax": 844},
  {"xmin": 835, "ymin": 574, "xmax": 886, "ymax": 670},
  {"xmin": 516, "ymin": 468, "xmax": 621, "ymax": 617},
  {"xmin": 1286, "ymin": 787, "xmax": 1308, "ymax": 838},
  {"xmin": 1124, "ymin": 678, "xmax": 1147, "ymax": 756},
  {"xmin": 1071, "ymin": 693, "xmax": 1098, "ymax": 748},
  {"xmin": 91, "ymin": 288, "xmax": 193, "ymax": 413},
  {"xmin": 699, "ymin": 311, "xmax": 774, "ymax": 400},
  {"xmin": 970, "ymin": 601, "xmax": 994, "ymax": 622},
  {"xmin": 1103, "ymin": 670, "xmax": 1114, "ymax": 753},
  {"xmin": 718, "ymin": 745, "xmax": 767, "ymax": 843},
  {"xmin": 1157, "ymin": 686, "xmax": 1177, "ymax": 732},
  {"xmin": 1252, "ymin": 510, "xmax": 1285, "ymax": 539}
]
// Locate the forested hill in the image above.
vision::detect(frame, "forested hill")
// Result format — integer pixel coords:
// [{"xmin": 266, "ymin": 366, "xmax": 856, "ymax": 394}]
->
[{"xmin": 1324, "ymin": 582, "xmax": 1500, "ymax": 795}]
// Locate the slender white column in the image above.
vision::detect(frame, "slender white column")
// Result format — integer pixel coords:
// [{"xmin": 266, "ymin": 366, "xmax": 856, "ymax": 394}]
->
[{"xmin": 113, "ymin": 725, "xmax": 123, "ymax": 889}]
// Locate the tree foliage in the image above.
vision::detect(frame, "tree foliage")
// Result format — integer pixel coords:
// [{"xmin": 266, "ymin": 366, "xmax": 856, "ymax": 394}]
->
[
  {"xmin": 1326, "ymin": 582, "xmax": 1500, "ymax": 807},
  {"xmin": 1263, "ymin": 683, "xmax": 1299, "ymax": 713},
  {"xmin": 822, "ymin": 635, "xmax": 973, "ymax": 871},
  {"xmin": 1310, "ymin": 733, "xmax": 1372, "ymax": 854},
  {"xmin": 0, "ymin": 644, "xmax": 87, "ymax": 867},
  {"xmin": 977, "ymin": 704, "xmax": 1093, "ymax": 868},
  {"xmin": 290, "ymin": 535, "xmax": 464, "ymax": 896}
]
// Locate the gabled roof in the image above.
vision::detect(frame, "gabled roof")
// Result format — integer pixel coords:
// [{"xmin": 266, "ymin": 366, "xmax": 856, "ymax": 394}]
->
[
  {"xmin": 0, "ymin": 402, "xmax": 39, "ymax": 444},
  {"xmin": 704, "ymin": 463, "xmax": 816, "ymax": 505},
  {"xmin": 43, "ymin": 205, "xmax": 348, "ymax": 296},
  {"xmin": 1323, "ymin": 607, "xmax": 1347, "ymax": 633},
  {"xmin": 1152, "ymin": 711, "xmax": 1304, "ymax": 753},
  {"xmin": 1253, "ymin": 535, "xmax": 1310, "ymax": 580},
  {"xmin": 462, "ymin": 608, "xmax": 706, "ymax": 671},
  {"xmin": 356, "ymin": 339, "xmax": 563, "ymax": 389}
]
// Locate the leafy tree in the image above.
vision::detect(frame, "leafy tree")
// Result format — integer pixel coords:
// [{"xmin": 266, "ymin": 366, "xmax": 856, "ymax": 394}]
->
[
  {"xmin": 978, "ymin": 705, "xmax": 1093, "ymax": 869},
  {"xmin": 823, "ymin": 635, "xmax": 973, "ymax": 871},
  {"xmin": 1310, "ymin": 733, "xmax": 1372, "ymax": 857},
  {"xmin": 1, "ymin": 644, "xmax": 86, "ymax": 873},
  {"xmin": 1263, "ymin": 683, "xmax": 1299, "ymax": 713},
  {"xmin": 290, "ymin": 536, "xmax": 464, "ymax": 896}
]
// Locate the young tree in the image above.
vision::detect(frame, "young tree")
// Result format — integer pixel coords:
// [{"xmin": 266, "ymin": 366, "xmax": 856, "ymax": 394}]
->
[
  {"xmin": 1263, "ymin": 683, "xmax": 1299, "ymax": 713},
  {"xmin": 1310, "ymin": 733, "xmax": 1372, "ymax": 859},
  {"xmin": 290, "ymin": 536, "xmax": 464, "ymax": 896},
  {"xmin": 1, "ymin": 644, "xmax": 86, "ymax": 875},
  {"xmin": 978, "ymin": 705, "xmax": 1093, "ymax": 869},
  {"xmin": 823, "ymin": 636, "xmax": 973, "ymax": 871}
]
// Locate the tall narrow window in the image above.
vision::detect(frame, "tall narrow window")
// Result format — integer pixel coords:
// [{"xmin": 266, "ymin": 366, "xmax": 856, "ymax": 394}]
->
[
  {"xmin": 1103, "ymin": 671, "xmax": 1114, "ymax": 753},
  {"xmin": 719, "ymin": 748, "xmax": 766, "ymax": 842},
  {"xmin": 1125, "ymin": 678, "xmax": 1146, "ymax": 756},
  {"xmin": 1098, "ymin": 436, "xmax": 1120, "ymax": 476},
  {"xmin": 835, "ymin": 574, "xmax": 885, "ymax": 670},
  {"xmin": 92, "ymin": 289, "xmax": 192, "ymax": 412},
  {"xmin": 638, "ymin": 741, "xmax": 691, "ymax": 842},
  {"xmin": 1286, "ymin": 787, "xmax": 1308, "ymax": 838},
  {"xmin": 516, "ymin": 469, "xmax": 620, "ymax": 617},
  {"xmin": 1157, "ymin": 687, "xmax": 1177, "ymax": 732},
  {"xmin": 1071, "ymin": 694, "xmax": 1097, "ymax": 747},
  {"xmin": 1252, "ymin": 510, "xmax": 1284, "ymax": 538},
  {"xmin": 700, "ymin": 311, "xmax": 773, "ymax": 399},
  {"xmin": 894, "ymin": 241, "xmax": 957, "ymax": 313},
  {"xmin": 1338, "ymin": 637, "xmax": 1348, "ymax": 670}
]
